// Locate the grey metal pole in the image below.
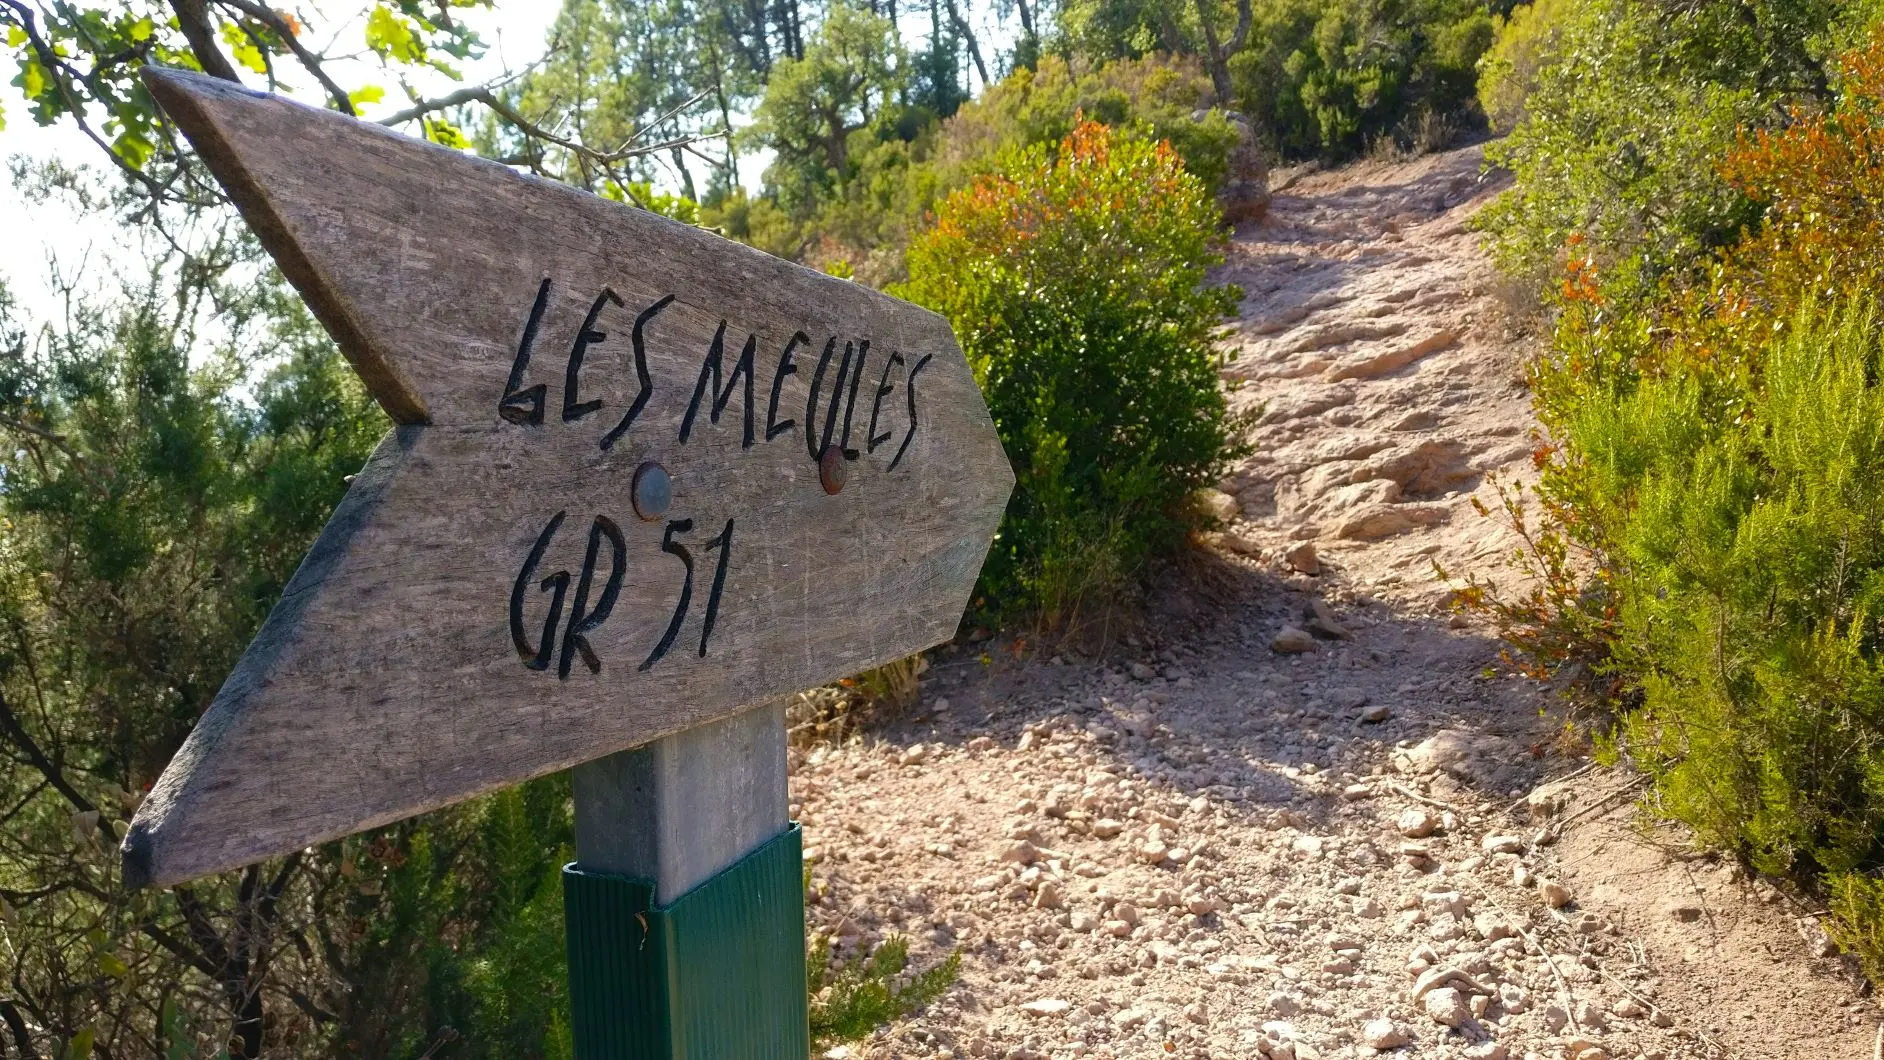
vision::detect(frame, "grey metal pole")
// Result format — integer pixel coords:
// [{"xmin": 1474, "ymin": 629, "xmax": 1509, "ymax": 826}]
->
[{"xmin": 572, "ymin": 700, "xmax": 790, "ymax": 901}]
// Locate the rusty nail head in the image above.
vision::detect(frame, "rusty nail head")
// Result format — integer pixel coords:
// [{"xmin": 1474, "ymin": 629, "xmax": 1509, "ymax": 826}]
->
[
  {"xmin": 819, "ymin": 446, "xmax": 847, "ymax": 495},
  {"xmin": 631, "ymin": 461, "xmax": 671, "ymax": 521}
]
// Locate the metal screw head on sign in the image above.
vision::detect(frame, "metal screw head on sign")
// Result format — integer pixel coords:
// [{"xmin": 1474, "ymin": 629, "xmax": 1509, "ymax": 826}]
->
[
  {"xmin": 818, "ymin": 446, "xmax": 847, "ymax": 495},
  {"xmin": 631, "ymin": 462, "xmax": 672, "ymax": 521}
]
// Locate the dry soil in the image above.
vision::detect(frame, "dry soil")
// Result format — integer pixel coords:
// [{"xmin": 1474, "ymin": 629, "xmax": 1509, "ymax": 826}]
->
[{"xmin": 793, "ymin": 142, "xmax": 1878, "ymax": 1060}]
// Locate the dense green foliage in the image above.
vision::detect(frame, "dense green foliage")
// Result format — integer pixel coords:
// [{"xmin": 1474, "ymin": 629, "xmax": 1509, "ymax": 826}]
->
[
  {"xmin": 1476, "ymin": 0, "xmax": 1860, "ymax": 304},
  {"xmin": 712, "ymin": 50, "xmax": 1241, "ymax": 283},
  {"xmin": 0, "ymin": 266, "xmax": 576, "ymax": 1057},
  {"xmin": 899, "ymin": 122, "xmax": 1242, "ymax": 626},
  {"xmin": 1230, "ymin": 0, "xmax": 1495, "ymax": 159},
  {"xmin": 1475, "ymin": 0, "xmax": 1568, "ymax": 132},
  {"xmin": 1482, "ymin": 14, "xmax": 1884, "ymax": 981}
]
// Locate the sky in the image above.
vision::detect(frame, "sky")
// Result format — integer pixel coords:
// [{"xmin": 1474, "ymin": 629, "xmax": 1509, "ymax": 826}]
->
[
  {"xmin": 0, "ymin": 3, "xmax": 562, "ymax": 329},
  {"xmin": 0, "ymin": 1, "xmax": 1012, "ymax": 332}
]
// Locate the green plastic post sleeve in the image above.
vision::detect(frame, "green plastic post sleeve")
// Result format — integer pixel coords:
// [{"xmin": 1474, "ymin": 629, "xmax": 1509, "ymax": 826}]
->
[{"xmin": 564, "ymin": 823, "xmax": 810, "ymax": 1060}]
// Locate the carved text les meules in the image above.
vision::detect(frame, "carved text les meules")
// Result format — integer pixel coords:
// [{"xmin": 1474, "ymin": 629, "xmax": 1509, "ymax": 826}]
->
[{"xmin": 499, "ymin": 278, "xmax": 931, "ymax": 677}]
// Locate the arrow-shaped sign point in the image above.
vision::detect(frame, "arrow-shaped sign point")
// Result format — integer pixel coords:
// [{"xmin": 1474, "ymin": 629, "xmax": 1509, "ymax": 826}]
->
[{"xmin": 123, "ymin": 68, "xmax": 1012, "ymax": 889}]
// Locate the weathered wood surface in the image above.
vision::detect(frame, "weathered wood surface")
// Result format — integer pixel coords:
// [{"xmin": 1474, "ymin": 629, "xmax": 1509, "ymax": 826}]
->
[{"xmin": 123, "ymin": 68, "xmax": 1012, "ymax": 889}]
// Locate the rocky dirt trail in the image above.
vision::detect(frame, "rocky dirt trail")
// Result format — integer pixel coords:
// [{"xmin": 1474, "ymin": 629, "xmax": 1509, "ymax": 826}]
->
[{"xmin": 795, "ymin": 143, "xmax": 1876, "ymax": 1059}]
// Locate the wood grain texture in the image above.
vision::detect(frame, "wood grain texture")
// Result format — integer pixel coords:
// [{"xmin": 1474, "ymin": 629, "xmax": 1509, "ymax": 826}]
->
[{"xmin": 123, "ymin": 68, "xmax": 1013, "ymax": 889}]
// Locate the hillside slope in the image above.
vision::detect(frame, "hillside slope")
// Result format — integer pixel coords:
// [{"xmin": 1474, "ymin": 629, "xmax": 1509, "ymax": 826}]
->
[{"xmin": 793, "ymin": 143, "xmax": 1875, "ymax": 1060}]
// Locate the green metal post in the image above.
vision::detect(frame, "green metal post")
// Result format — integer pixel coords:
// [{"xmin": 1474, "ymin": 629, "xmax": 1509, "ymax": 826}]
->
[{"xmin": 563, "ymin": 703, "xmax": 810, "ymax": 1059}]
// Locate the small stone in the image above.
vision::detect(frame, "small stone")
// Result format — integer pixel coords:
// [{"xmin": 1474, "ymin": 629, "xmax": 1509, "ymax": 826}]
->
[
  {"xmin": 1196, "ymin": 488, "xmax": 1239, "ymax": 523},
  {"xmin": 1183, "ymin": 1002, "xmax": 1209, "ymax": 1025},
  {"xmin": 1303, "ymin": 598, "xmax": 1352, "ymax": 640},
  {"xmin": 1361, "ymin": 703, "xmax": 1393, "ymax": 723},
  {"xmin": 1111, "ymin": 1008, "xmax": 1148, "ymax": 1029},
  {"xmin": 1020, "ymin": 998, "xmax": 1070, "ymax": 1018},
  {"xmin": 1800, "ymin": 917, "xmax": 1840, "ymax": 957},
  {"xmin": 1422, "ymin": 986, "xmax": 1469, "ymax": 1028},
  {"xmin": 1540, "ymin": 880, "xmax": 1572, "ymax": 908},
  {"xmin": 1034, "ymin": 881, "xmax": 1064, "ymax": 910},
  {"xmin": 1092, "ymin": 818, "xmax": 1124, "ymax": 839},
  {"xmin": 1129, "ymin": 661, "xmax": 1157, "ymax": 681},
  {"xmin": 1663, "ymin": 899, "xmax": 1703, "ymax": 923},
  {"xmin": 1219, "ymin": 530, "xmax": 1264, "ymax": 555},
  {"xmin": 1286, "ymin": 541, "xmax": 1320, "ymax": 575},
  {"xmin": 898, "ymin": 743, "xmax": 929, "ymax": 765},
  {"xmin": 1473, "ymin": 913, "xmax": 1518, "ymax": 942},
  {"xmin": 1463, "ymin": 1044, "xmax": 1507, "ymax": 1060},
  {"xmin": 1003, "ymin": 840, "xmax": 1040, "ymax": 865},
  {"xmin": 1138, "ymin": 840, "xmax": 1169, "ymax": 864},
  {"xmin": 1539, "ymin": 1003, "xmax": 1568, "ymax": 1033},
  {"xmin": 1016, "ymin": 730, "xmax": 1038, "ymax": 752},
  {"xmin": 1272, "ymin": 627, "xmax": 1318, "ymax": 653},
  {"xmin": 1573, "ymin": 1000, "xmax": 1608, "ymax": 1030},
  {"xmin": 1360, "ymin": 1018, "xmax": 1408, "ymax": 1049},
  {"xmin": 1267, "ymin": 991, "xmax": 1300, "ymax": 1016},
  {"xmin": 1481, "ymin": 834, "xmax": 1524, "ymax": 855},
  {"xmin": 1069, "ymin": 912, "xmax": 1099, "ymax": 932},
  {"xmin": 1513, "ymin": 865, "xmax": 1534, "ymax": 888},
  {"xmin": 1398, "ymin": 807, "xmax": 1440, "ymax": 838}
]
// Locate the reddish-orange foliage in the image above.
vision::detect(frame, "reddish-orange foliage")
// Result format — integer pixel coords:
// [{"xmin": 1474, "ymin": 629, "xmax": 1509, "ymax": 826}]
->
[
  {"xmin": 928, "ymin": 119, "xmax": 1192, "ymax": 258},
  {"xmin": 1659, "ymin": 26, "xmax": 1884, "ymax": 382}
]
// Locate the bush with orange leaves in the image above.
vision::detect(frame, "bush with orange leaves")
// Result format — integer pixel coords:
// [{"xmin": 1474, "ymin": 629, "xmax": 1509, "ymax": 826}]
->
[
  {"xmin": 1481, "ymin": 28, "xmax": 1884, "ymax": 981},
  {"xmin": 898, "ymin": 120, "xmax": 1245, "ymax": 630}
]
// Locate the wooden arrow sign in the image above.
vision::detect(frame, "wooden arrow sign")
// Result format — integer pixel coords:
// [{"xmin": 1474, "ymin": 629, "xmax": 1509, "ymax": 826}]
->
[{"xmin": 123, "ymin": 68, "xmax": 1012, "ymax": 889}]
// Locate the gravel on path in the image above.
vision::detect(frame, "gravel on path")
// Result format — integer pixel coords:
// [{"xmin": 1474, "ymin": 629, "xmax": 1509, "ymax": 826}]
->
[{"xmin": 796, "ymin": 142, "xmax": 1876, "ymax": 1060}]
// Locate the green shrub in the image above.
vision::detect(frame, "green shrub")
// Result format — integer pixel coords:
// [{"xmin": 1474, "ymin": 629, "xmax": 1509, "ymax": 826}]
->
[
  {"xmin": 712, "ymin": 52, "xmax": 1241, "ymax": 287},
  {"xmin": 938, "ymin": 54, "xmax": 1242, "ymax": 195},
  {"xmin": 1477, "ymin": 0, "xmax": 1573, "ymax": 133},
  {"xmin": 1228, "ymin": 0, "xmax": 1494, "ymax": 160},
  {"xmin": 897, "ymin": 121, "xmax": 1244, "ymax": 628},
  {"xmin": 1477, "ymin": 0, "xmax": 1849, "ymax": 306},
  {"xmin": 807, "ymin": 935, "xmax": 959, "ymax": 1047},
  {"xmin": 1485, "ymin": 27, "xmax": 1884, "ymax": 983},
  {"xmin": 1588, "ymin": 303, "xmax": 1884, "ymax": 973}
]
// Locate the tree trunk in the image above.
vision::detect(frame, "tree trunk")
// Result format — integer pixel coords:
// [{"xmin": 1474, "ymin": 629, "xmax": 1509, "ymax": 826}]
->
[
  {"xmin": 1191, "ymin": 0, "xmax": 1252, "ymax": 104},
  {"xmin": 168, "ymin": 0, "xmax": 243, "ymax": 83},
  {"xmin": 672, "ymin": 145, "xmax": 698, "ymax": 202},
  {"xmin": 940, "ymin": 0, "xmax": 991, "ymax": 88}
]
